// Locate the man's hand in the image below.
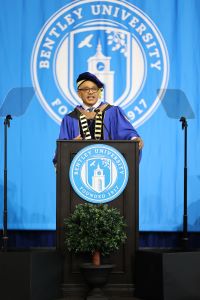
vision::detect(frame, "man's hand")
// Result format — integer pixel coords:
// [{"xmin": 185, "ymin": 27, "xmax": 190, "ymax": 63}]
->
[
  {"xmin": 131, "ymin": 137, "xmax": 144, "ymax": 150},
  {"xmin": 73, "ymin": 134, "xmax": 83, "ymax": 140}
]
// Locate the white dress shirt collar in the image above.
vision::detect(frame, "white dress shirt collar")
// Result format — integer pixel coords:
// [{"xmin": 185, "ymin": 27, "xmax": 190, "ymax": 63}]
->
[{"xmin": 81, "ymin": 99, "xmax": 102, "ymax": 111}]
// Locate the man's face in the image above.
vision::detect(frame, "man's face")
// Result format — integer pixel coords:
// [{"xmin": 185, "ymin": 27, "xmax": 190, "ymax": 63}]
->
[{"xmin": 78, "ymin": 80, "xmax": 100, "ymax": 107}]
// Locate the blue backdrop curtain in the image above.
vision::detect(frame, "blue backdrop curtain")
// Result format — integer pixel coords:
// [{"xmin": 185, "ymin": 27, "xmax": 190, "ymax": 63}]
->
[{"xmin": 0, "ymin": 0, "xmax": 200, "ymax": 234}]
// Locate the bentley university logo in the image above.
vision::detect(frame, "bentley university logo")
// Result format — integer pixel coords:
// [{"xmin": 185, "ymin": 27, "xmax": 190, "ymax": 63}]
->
[
  {"xmin": 31, "ymin": 0, "xmax": 169, "ymax": 128},
  {"xmin": 69, "ymin": 144, "xmax": 129, "ymax": 203}
]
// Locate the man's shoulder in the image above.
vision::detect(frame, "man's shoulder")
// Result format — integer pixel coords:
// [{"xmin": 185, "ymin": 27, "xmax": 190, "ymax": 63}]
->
[
  {"xmin": 99, "ymin": 102, "xmax": 112, "ymax": 112},
  {"xmin": 66, "ymin": 107, "xmax": 80, "ymax": 119},
  {"xmin": 103, "ymin": 104, "xmax": 121, "ymax": 112}
]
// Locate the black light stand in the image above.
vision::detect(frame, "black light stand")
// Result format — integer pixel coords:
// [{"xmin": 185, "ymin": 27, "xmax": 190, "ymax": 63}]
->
[
  {"xmin": 0, "ymin": 87, "xmax": 35, "ymax": 252},
  {"xmin": 179, "ymin": 116, "xmax": 188, "ymax": 250},
  {"xmin": 2, "ymin": 114, "xmax": 12, "ymax": 252}
]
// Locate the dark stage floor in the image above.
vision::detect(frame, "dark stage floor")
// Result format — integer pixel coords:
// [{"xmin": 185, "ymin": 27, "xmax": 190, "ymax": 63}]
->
[{"xmin": 56, "ymin": 297, "xmax": 142, "ymax": 300}]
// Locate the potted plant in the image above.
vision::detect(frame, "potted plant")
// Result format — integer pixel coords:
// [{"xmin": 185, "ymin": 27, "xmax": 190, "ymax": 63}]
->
[
  {"xmin": 63, "ymin": 203, "xmax": 127, "ymax": 298},
  {"xmin": 63, "ymin": 203, "xmax": 127, "ymax": 265}
]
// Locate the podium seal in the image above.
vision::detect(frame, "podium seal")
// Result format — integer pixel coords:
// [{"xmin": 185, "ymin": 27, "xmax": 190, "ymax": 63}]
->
[{"xmin": 69, "ymin": 144, "xmax": 129, "ymax": 203}]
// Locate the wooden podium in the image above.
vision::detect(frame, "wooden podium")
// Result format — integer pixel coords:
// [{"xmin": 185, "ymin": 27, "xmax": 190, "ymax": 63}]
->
[{"xmin": 56, "ymin": 140, "xmax": 139, "ymax": 297}]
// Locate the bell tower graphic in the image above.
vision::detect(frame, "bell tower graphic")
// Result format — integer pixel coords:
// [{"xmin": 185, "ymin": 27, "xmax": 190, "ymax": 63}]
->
[
  {"xmin": 92, "ymin": 164, "xmax": 105, "ymax": 192},
  {"xmin": 88, "ymin": 40, "xmax": 114, "ymax": 103}
]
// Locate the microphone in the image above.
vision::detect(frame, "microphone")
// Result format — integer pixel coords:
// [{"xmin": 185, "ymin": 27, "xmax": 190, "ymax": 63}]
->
[{"xmin": 81, "ymin": 132, "xmax": 86, "ymax": 140}]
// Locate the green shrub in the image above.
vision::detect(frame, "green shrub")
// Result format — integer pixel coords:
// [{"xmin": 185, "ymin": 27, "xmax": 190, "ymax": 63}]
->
[{"xmin": 64, "ymin": 203, "xmax": 127, "ymax": 256}]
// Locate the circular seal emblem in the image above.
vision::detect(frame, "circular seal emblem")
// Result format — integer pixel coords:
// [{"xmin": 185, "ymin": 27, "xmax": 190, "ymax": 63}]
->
[
  {"xmin": 69, "ymin": 144, "xmax": 129, "ymax": 203},
  {"xmin": 31, "ymin": 0, "xmax": 169, "ymax": 127}
]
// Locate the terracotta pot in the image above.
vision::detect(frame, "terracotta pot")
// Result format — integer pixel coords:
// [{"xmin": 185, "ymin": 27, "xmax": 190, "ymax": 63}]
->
[{"xmin": 92, "ymin": 251, "xmax": 101, "ymax": 266}]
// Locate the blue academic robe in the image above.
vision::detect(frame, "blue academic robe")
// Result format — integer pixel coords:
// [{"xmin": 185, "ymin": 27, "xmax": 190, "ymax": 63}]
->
[
  {"xmin": 59, "ymin": 103, "xmax": 139, "ymax": 140},
  {"xmin": 53, "ymin": 102, "xmax": 141, "ymax": 164}
]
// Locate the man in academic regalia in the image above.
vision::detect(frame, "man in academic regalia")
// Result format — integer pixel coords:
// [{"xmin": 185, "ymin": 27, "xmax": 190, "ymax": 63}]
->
[{"xmin": 53, "ymin": 72, "xmax": 143, "ymax": 165}]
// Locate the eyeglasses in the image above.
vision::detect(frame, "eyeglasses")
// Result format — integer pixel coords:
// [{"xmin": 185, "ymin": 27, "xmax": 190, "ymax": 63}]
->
[{"xmin": 78, "ymin": 87, "xmax": 99, "ymax": 93}]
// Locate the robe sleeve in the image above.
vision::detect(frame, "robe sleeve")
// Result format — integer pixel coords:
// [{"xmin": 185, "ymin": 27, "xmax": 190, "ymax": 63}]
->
[
  {"xmin": 59, "ymin": 115, "xmax": 73, "ymax": 139},
  {"xmin": 105, "ymin": 106, "xmax": 142, "ymax": 161},
  {"xmin": 110, "ymin": 106, "xmax": 140, "ymax": 140},
  {"xmin": 53, "ymin": 114, "xmax": 79, "ymax": 164}
]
